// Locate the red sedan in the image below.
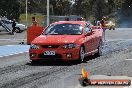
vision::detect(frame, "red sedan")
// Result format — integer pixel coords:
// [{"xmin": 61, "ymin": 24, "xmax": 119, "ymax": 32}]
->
[{"xmin": 29, "ymin": 21, "xmax": 103, "ymax": 62}]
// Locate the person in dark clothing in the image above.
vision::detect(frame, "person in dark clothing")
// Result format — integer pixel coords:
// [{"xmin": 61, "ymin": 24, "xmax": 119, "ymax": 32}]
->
[
  {"xmin": 12, "ymin": 19, "xmax": 16, "ymax": 34},
  {"xmin": 65, "ymin": 17, "xmax": 69, "ymax": 21},
  {"xmin": 100, "ymin": 19, "xmax": 105, "ymax": 27},
  {"xmin": 93, "ymin": 19, "xmax": 97, "ymax": 26}
]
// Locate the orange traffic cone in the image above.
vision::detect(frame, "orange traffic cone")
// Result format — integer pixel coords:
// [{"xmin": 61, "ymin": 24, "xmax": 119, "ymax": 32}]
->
[{"xmin": 81, "ymin": 67, "xmax": 88, "ymax": 78}]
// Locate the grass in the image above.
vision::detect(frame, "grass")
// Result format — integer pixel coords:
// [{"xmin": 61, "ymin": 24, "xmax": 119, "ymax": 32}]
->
[{"xmin": 19, "ymin": 13, "xmax": 44, "ymax": 27}]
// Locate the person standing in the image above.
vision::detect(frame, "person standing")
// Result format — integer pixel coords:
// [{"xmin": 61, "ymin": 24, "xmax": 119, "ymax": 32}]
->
[
  {"xmin": 100, "ymin": 17, "xmax": 106, "ymax": 42},
  {"xmin": 32, "ymin": 17, "xmax": 38, "ymax": 26},
  {"xmin": 97, "ymin": 20, "xmax": 100, "ymax": 26},
  {"xmin": 11, "ymin": 19, "xmax": 16, "ymax": 34}
]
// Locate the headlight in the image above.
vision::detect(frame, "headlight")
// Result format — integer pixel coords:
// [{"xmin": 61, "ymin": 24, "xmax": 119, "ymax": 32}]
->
[
  {"xmin": 109, "ymin": 21, "xmax": 112, "ymax": 24},
  {"xmin": 62, "ymin": 43, "xmax": 76, "ymax": 49},
  {"xmin": 30, "ymin": 44, "xmax": 39, "ymax": 49}
]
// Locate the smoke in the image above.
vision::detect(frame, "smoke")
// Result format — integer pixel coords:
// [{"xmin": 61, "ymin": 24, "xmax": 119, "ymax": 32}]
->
[
  {"xmin": 118, "ymin": 16, "xmax": 132, "ymax": 28},
  {"xmin": 117, "ymin": 7, "xmax": 132, "ymax": 28}
]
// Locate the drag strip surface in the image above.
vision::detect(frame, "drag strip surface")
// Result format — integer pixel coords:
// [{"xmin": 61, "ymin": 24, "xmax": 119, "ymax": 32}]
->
[
  {"xmin": 0, "ymin": 40, "xmax": 132, "ymax": 88},
  {"xmin": 0, "ymin": 28, "xmax": 132, "ymax": 88}
]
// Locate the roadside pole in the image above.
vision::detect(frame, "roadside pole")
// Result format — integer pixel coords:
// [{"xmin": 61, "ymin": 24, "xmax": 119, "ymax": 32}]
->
[
  {"xmin": 26, "ymin": 0, "xmax": 28, "ymax": 26},
  {"xmin": 47, "ymin": 0, "xmax": 49, "ymax": 26}
]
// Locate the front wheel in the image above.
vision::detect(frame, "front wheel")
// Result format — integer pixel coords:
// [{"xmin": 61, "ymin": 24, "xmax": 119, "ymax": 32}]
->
[
  {"xmin": 79, "ymin": 46, "xmax": 85, "ymax": 62},
  {"xmin": 96, "ymin": 41, "xmax": 103, "ymax": 56},
  {"xmin": 31, "ymin": 60, "xmax": 40, "ymax": 64}
]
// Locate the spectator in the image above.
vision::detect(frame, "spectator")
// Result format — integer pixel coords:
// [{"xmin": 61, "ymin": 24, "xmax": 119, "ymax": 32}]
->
[
  {"xmin": 11, "ymin": 19, "xmax": 16, "ymax": 34},
  {"xmin": 65, "ymin": 17, "xmax": 69, "ymax": 21},
  {"xmin": 93, "ymin": 19, "xmax": 97, "ymax": 26},
  {"xmin": 32, "ymin": 17, "xmax": 38, "ymax": 26},
  {"xmin": 97, "ymin": 21, "xmax": 100, "ymax": 26},
  {"xmin": 100, "ymin": 17, "xmax": 106, "ymax": 42}
]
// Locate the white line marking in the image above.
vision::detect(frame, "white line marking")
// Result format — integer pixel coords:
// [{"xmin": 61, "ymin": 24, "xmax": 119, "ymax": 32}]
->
[
  {"xmin": 0, "ymin": 39, "xmax": 27, "ymax": 40},
  {"xmin": 0, "ymin": 51, "xmax": 28, "ymax": 58},
  {"xmin": 125, "ymin": 59, "xmax": 132, "ymax": 61},
  {"xmin": 106, "ymin": 39, "xmax": 132, "ymax": 42}
]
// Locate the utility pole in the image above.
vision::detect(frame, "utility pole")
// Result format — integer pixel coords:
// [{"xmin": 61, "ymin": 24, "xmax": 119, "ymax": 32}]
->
[
  {"xmin": 47, "ymin": 0, "xmax": 49, "ymax": 26},
  {"xmin": 26, "ymin": 0, "xmax": 28, "ymax": 26}
]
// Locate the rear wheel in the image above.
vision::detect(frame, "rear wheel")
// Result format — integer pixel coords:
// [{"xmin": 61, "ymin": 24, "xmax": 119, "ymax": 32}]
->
[
  {"xmin": 15, "ymin": 27, "xmax": 22, "ymax": 33},
  {"xmin": 79, "ymin": 46, "xmax": 85, "ymax": 62},
  {"xmin": 109, "ymin": 26, "xmax": 112, "ymax": 30}
]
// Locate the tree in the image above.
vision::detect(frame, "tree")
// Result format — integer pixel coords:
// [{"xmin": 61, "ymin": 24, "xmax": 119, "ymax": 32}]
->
[
  {"xmin": 72, "ymin": 0, "xmax": 83, "ymax": 15},
  {"xmin": 92, "ymin": 0, "xmax": 108, "ymax": 20},
  {"xmin": 122, "ymin": 0, "xmax": 132, "ymax": 16},
  {"xmin": 0, "ymin": 0, "xmax": 21, "ymax": 20},
  {"xmin": 50, "ymin": 0, "xmax": 71, "ymax": 15}
]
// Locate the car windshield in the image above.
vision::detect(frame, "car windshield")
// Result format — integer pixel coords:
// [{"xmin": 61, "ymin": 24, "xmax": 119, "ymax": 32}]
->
[{"xmin": 43, "ymin": 24, "xmax": 82, "ymax": 35}]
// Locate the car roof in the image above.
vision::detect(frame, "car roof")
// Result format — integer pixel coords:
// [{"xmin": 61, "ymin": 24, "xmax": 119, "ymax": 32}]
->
[{"xmin": 52, "ymin": 21, "xmax": 86, "ymax": 26}]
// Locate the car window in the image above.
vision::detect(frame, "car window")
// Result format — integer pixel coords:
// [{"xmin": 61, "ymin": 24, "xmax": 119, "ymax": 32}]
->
[
  {"xmin": 43, "ymin": 23, "xmax": 82, "ymax": 35},
  {"xmin": 84, "ymin": 24, "xmax": 91, "ymax": 34},
  {"xmin": 4, "ymin": 21, "xmax": 8, "ymax": 24}
]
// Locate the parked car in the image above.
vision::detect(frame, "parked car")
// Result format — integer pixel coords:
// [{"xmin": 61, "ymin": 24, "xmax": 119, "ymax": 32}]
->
[
  {"xmin": 15, "ymin": 22, "xmax": 27, "ymax": 33},
  {"xmin": 29, "ymin": 21, "xmax": 103, "ymax": 63},
  {"xmin": 0, "ymin": 20, "xmax": 27, "ymax": 33}
]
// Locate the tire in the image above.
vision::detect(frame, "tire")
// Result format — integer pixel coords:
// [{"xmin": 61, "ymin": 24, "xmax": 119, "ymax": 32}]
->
[
  {"xmin": 15, "ymin": 27, "xmax": 22, "ymax": 33},
  {"xmin": 79, "ymin": 46, "xmax": 85, "ymax": 62},
  {"xmin": 109, "ymin": 26, "xmax": 112, "ymax": 30},
  {"xmin": 96, "ymin": 40, "xmax": 103, "ymax": 56},
  {"xmin": 31, "ymin": 60, "xmax": 40, "ymax": 64},
  {"xmin": 113, "ymin": 27, "xmax": 115, "ymax": 30}
]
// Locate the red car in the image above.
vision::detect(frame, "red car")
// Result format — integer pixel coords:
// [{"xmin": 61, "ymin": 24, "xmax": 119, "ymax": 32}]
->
[{"xmin": 29, "ymin": 21, "xmax": 103, "ymax": 62}]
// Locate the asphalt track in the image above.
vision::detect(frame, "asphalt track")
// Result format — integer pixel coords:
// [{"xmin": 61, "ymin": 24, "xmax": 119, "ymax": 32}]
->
[{"xmin": 0, "ymin": 28, "xmax": 132, "ymax": 88}]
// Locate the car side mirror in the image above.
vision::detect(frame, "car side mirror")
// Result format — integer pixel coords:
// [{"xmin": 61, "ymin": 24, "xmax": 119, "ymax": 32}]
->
[{"xmin": 85, "ymin": 28, "xmax": 92, "ymax": 36}]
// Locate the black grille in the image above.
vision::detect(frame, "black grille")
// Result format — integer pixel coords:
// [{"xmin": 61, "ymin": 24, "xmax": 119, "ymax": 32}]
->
[
  {"xmin": 41, "ymin": 45, "xmax": 60, "ymax": 48},
  {"xmin": 39, "ymin": 53, "xmax": 62, "ymax": 59}
]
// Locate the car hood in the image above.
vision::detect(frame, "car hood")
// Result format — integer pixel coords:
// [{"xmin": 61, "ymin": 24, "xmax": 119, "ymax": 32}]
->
[{"xmin": 32, "ymin": 35, "xmax": 83, "ymax": 45}]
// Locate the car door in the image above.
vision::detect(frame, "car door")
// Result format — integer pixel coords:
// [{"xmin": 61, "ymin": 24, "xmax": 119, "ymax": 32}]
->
[
  {"xmin": 92, "ymin": 28, "xmax": 102, "ymax": 50},
  {"xmin": 5, "ymin": 21, "xmax": 12, "ymax": 30},
  {"xmin": 84, "ymin": 24, "xmax": 95, "ymax": 54}
]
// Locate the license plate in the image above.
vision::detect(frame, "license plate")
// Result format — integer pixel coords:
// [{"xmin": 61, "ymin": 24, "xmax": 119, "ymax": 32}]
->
[{"xmin": 44, "ymin": 51, "xmax": 55, "ymax": 55}]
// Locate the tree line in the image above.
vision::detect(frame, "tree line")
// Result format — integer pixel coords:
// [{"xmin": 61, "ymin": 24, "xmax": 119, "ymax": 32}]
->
[{"xmin": 0, "ymin": 0, "xmax": 131, "ymax": 21}]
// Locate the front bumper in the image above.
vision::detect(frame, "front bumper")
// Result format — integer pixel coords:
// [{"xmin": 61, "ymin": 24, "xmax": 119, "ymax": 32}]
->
[{"xmin": 29, "ymin": 46, "xmax": 80, "ymax": 61}]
